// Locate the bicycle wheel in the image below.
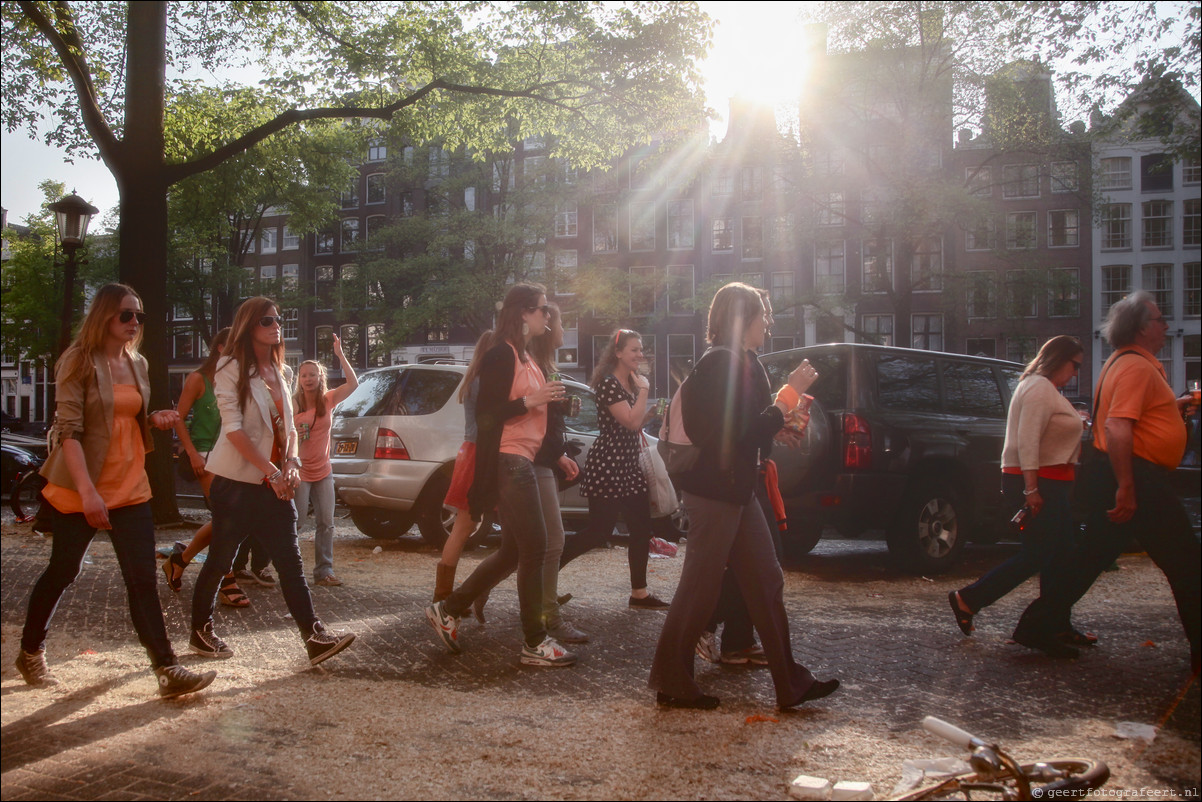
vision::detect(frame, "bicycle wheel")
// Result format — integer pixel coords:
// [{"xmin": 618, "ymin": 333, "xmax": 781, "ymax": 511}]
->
[
  {"xmin": 10, "ymin": 471, "xmax": 47, "ymax": 523},
  {"xmin": 899, "ymin": 758, "xmax": 1109, "ymax": 801}
]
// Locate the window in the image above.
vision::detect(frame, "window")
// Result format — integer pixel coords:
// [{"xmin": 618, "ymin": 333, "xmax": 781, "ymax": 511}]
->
[
  {"xmin": 1099, "ymin": 156, "xmax": 1132, "ymax": 190},
  {"xmin": 965, "ymin": 217, "xmax": 997, "ymax": 251},
  {"xmin": 553, "ymin": 250, "xmax": 577, "ymax": 295},
  {"xmin": 668, "ymin": 334, "xmax": 695, "ymax": 395},
  {"xmin": 315, "ymin": 326, "xmax": 334, "ymax": 365},
  {"xmin": 965, "ymin": 272, "xmax": 996, "ymax": 319},
  {"xmin": 943, "ymin": 362, "xmax": 1005, "ymax": 418},
  {"xmin": 400, "ymin": 192, "xmax": 415, "ymax": 218},
  {"xmin": 860, "ymin": 186, "xmax": 889, "ymax": 226},
  {"xmin": 815, "ymin": 241, "xmax": 845, "ymax": 293},
  {"xmin": 260, "ymin": 227, "xmax": 278, "ymax": 254},
  {"xmin": 768, "ymin": 214, "xmax": 795, "ymax": 251},
  {"xmin": 282, "ymin": 263, "xmax": 298, "ymax": 292},
  {"xmin": 1102, "ymin": 204, "xmax": 1132, "ymax": 249},
  {"xmin": 815, "ymin": 149, "xmax": 845, "ymax": 177},
  {"xmin": 767, "ymin": 271, "xmax": 793, "ymax": 317},
  {"xmin": 1142, "ymin": 200, "xmax": 1172, "ymax": 247},
  {"xmin": 911, "ymin": 315, "xmax": 944, "ymax": 351},
  {"xmin": 1048, "ymin": 268, "xmax": 1080, "ymax": 317},
  {"xmin": 1184, "ymin": 198, "xmax": 1200, "ymax": 246},
  {"xmin": 629, "ymin": 202, "xmax": 655, "ymax": 251},
  {"xmin": 593, "ymin": 204, "xmax": 617, "ymax": 253},
  {"xmin": 366, "ymin": 173, "xmax": 386, "ymax": 204},
  {"xmin": 667, "ymin": 200, "xmax": 694, "ymax": 249},
  {"xmin": 1047, "ymin": 209, "xmax": 1079, "ymax": 247},
  {"xmin": 1006, "ymin": 212, "xmax": 1037, "ymax": 249},
  {"xmin": 1007, "ymin": 337, "xmax": 1037, "ymax": 365},
  {"xmin": 711, "ymin": 172, "xmax": 733, "ymax": 196},
  {"xmin": 1100, "ymin": 265, "xmax": 1132, "ymax": 314},
  {"xmin": 1005, "ymin": 269, "xmax": 1038, "ymax": 318},
  {"xmin": 1143, "ymin": 264, "xmax": 1173, "ymax": 318},
  {"xmin": 315, "ymin": 266, "xmax": 335, "ymax": 311},
  {"xmin": 429, "ymin": 147, "xmax": 451, "ymax": 180},
  {"xmin": 1002, "ymin": 163, "xmax": 1040, "ymax": 198},
  {"xmin": 1140, "ymin": 153, "xmax": 1173, "ymax": 192},
  {"xmin": 341, "ymin": 179, "xmax": 359, "ymax": 208},
  {"xmin": 338, "ymin": 265, "xmax": 358, "ymax": 311},
  {"xmin": 1185, "ymin": 156, "xmax": 1201, "ymax": 185},
  {"xmin": 862, "ymin": 239, "xmax": 892, "ymax": 293},
  {"xmin": 260, "ymin": 264, "xmax": 277, "ymax": 281},
  {"xmin": 861, "ymin": 314, "xmax": 893, "ymax": 346},
  {"xmin": 1051, "ymin": 161, "xmax": 1078, "ymax": 192},
  {"xmin": 629, "ymin": 266, "xmax": 656, "ymax": 316},
  {"xmin": 628, "ymin": 152, "xmax": 653, "ymax": 190},
  {"xmin": 966, "ymin": 338, "xmax": 996, "ymax": 358},
  {"xmin": 552, "ymin": 203, "xmax": 577, "ymax": 239},
  {"xmin": 741, "ymin": 166, "xmax": 762, "ymax": 199},
  {"xmin": 666, "ymin": 265, "xmax": 694, "ymax": 316},
  {"xmin": 877, "ymin": 353, "xmax": 940, "ymax": 410},
  {"xmin": 281, "ymin": 308, "xmax": 298, "ymax": 340},
  {"xmin": 817, "ymin": 192, "xmax": 844, "ymax": 227},
  {"xmin": 367, "ymin": 139, "xmax": 387, "ymax": 162},
  {"xmin": 173, "ymin": 330, "xmax": 195, "ymax": 360},
  {"xmin": 339, "ymin": 325, "xmax": 361, "ymax": 367},
  {"xmin": 365, "ymin": 215, "xmax": 385, "ymax": 249},
  {"xmin": 1185, "ymin": 262, "xmax": 1201, "ymax": 317},
  {"xmin": 341, "ymin": 218, "xmax": 360, "ymax": 249},
  {"xmin": 712, "ymin": 217, "xmax": 734, "ymax": 252},
  {"xmin": 282, "ymin": 226, "xmax": 300, "ymax": 251},
  {"xmin": 966, "ymin": 166, "xmax": 992, "ymax": 196},
  {"xmin": 911, "ymin": 236, "xmax": 943, "ymax": 291},
  {"xmin": 367, "ymin": 324, "xmax": 389, "ymax": 367},
  {"xmin": 741, "ymin": 216, "xmax": 763, "ymax": 259}
]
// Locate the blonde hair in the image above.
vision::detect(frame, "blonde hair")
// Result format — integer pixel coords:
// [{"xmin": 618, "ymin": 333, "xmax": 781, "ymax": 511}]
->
[
  {"xmin": 706, "ymin": 282, "xmax": 764, "ymax": 348},
  {"xmin": 57, "ymin": 283, "xmax": 144, "ymax": 388},
  {"xmin": 1021, "ymin": 335, "xmax": 1083, "ymax": 381},
  {"xmin": 293, "ymin": 360, "xmax": 330, "ymax": 418}
]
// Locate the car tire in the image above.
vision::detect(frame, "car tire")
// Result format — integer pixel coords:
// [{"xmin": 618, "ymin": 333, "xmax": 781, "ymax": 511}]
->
[
  {"xmin": 887, "ymin": 478, "xmax": 967, "ymax": 574},
  {"xmin": 782, "ymin": 523, "xmax": 822, "ymax": 560},
  {"xmin": 349, "ymin": 507, "xmax": 414, "ymax": 539},
  {"xmin": 416, "ymin": 467, "xmax": 492, "ymax": 549},
  {"xmin": 10, "ymin": 471, "xmax": 47, "ymax": 523}
]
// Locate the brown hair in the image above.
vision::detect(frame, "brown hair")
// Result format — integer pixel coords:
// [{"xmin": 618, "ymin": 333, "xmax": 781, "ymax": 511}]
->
[
  {"xmin": 590, "ymin": 328, "xmax": 640, "ymax": 391},
  {"xmin": 57, "ymin": 283, "xmax": 144, "ymax": 388},
  {"xmin": 224, "ymin": 296, "xmax": 286, "ymax": 413},
  {"xmin": 293, "ymin": 360, "xmax": 330, "ymax": 418},
  {"xmin": 706, "ymin": 282, "xmax": 764, "ymax": 348},
  {"xmin": 196, "ymin": 327, "xmax": 232, "ymax": 381},
  {"xmin": 528, "ymin": 302, "xmax": 561, "ymax": 377},
  {"xmin": 1021, "ymin": 335, "xmax": 1084, "ymax": 381},
  {"xmin": 460, "ymin": 329, "xmax": 497, "ymax": 403},
  {"xmin": 494, "ymin": 282, "xmax": 546, "ymax": 362}
]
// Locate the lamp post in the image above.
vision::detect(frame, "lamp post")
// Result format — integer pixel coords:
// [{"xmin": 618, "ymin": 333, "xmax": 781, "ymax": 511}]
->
[{"xmin": 48, "ymin": 192, "xmax": 99, "ymax": 358}]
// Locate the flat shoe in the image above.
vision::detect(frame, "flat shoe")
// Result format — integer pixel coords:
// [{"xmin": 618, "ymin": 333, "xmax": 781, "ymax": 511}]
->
[
  {"xmin": 656, "ymin": 692, "xmax": 720, "ymax": 710},
  {"xmin": 948, "ymin": 591, "xmax": 973, "ymax": 636},
  {"xmin": 1058, "ymin": 628, "xmax": 1098, "ymax": 648},
  {"xmin": 780, "ymin": 678, "xmax": 840, "ymax": 710},
  {"xmin": 1012, "ymin": 629, "xmax": 1079, "ymax": 659},
  {"xmin": 629, "ymin": 593, "xmax": 670, "ymax": 610}
]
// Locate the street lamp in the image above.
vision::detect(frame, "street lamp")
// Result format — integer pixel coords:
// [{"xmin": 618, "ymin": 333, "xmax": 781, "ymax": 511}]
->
[{"xmin": 48, "ymin": 191, "xmax": 99, "ymax": 357}]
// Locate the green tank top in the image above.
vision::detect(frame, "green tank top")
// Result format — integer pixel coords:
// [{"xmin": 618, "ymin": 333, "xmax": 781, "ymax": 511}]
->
[{"xmin": 188, "ymin": 375, "xmax": 221, "ymax": 452}]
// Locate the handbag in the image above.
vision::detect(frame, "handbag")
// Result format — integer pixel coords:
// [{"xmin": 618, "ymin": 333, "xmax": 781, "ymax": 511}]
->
[
  {"xmin": 641, "ymin": 433, "xmax": 680, "ymax": 518},
  {"xmin": 657, "ymin": 382, "xmax": 700, "ymax": 476}
]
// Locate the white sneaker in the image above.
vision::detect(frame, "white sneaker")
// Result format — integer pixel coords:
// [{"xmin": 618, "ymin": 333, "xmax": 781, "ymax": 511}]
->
[
  {"xmin": 520, "ymin": 637, "xmax": 577, "ymax": 667},
  {"xmin": 695, "ymin": 631, "xmax": 720, "ymax": 663},
  {"xmin": 425, "ymin": 601, "xmax": 461, "ymax": 654}
]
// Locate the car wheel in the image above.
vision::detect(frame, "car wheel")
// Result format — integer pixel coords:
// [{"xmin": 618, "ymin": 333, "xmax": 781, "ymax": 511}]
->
[
  {"xmin": 416, "ymin": 468, "xmax": 492, "ymax": 549},
  {"xmin": 782, "ymin": 523, "xmax": 822, "ymax": 560},
  {"xmin": 349, "ymin": 507, "xmax": 414, "ymax": 539},
  {"xmin": 10, "ymin": 471, "xmax": 47, "ymax": 523},
  {"xmin": 887, "ymin": 479, "xmax": 967, "ymax": 574}
]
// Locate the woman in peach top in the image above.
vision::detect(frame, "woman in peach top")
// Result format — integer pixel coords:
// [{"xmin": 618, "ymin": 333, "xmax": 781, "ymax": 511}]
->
[{"xmin": 16, "ymin": 284, "xmax": 215, "ymax": 699}]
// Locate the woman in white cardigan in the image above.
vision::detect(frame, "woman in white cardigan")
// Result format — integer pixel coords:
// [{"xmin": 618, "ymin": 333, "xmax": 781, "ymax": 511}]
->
[
  {"xmin": 949, "ymin": 335, "xmax": 1086, "ymax": 652},
  {"xmin": 188, "ymin": 296, "xmax": 355, "ymax": 667}
]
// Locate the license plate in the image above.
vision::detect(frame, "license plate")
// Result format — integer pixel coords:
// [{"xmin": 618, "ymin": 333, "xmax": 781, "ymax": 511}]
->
[{"xmin": 335, "ymin": 439, "xmax": 358, "ymax": 455}]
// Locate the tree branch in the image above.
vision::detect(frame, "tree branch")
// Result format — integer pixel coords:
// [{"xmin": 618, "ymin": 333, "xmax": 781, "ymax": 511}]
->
[{"xmin": 17, "ymin": 1, "xmax": 121, "ymax": 165}]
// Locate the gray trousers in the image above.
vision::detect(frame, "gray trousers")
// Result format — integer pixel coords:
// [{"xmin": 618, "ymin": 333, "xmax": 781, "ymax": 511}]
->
[
  {"xmin": 649, "ymin": 491, "xmax": 815, "ymax": 705},
  {"xmin": 535, "ymin": 466, "xmax": 568, "ymax": 628},
  {"xmin": 295, "ymin": 473, "xmax": 336, "ymax": 581}
]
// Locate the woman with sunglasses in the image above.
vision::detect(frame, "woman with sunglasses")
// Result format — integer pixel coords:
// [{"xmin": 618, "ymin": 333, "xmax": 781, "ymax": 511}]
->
[
  {"xmin": 188, "ymin": 298, "xmax": 355, "ymax": 666},
  {"xmin": 16, "ymin": 283, "xmax": 216, "ymax": 698},
  {"xmin": 949, "ymin": 335, "xmax": 1088, "ymax": 648},
  {"xmin": 558, "ymin": 328, "xmax": 668, "ymax": 609},
  {"xmin": 425, "ymin": 284, "xmax": 577, "ymax": 666},
  {"xmin": 292, "ymin": 333, "xmax": 358, "ymax": 587}
]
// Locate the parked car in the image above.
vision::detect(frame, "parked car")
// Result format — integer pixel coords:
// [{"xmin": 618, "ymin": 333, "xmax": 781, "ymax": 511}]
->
[
  {"xmin": 329, "ymin": 362, "xmax": 677, "ymax": 546},
  {"xmin": 758, "ymin": 343, "xmax": 1025, "ymax": 574},
  {"xmin": 2, "ymin": 439, "xmax": 45, "ymax": 491}
]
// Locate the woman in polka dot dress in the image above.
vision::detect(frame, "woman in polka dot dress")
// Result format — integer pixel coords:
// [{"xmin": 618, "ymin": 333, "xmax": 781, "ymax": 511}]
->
[{"xmin": 560, "ymin": 329, "xmax": 670, "ymax": 609}]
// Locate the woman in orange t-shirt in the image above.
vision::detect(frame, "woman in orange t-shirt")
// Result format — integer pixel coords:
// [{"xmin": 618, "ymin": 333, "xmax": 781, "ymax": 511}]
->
[{"xmin": 16, "ymin": 284, "xmax": 215, "ymax": 699}]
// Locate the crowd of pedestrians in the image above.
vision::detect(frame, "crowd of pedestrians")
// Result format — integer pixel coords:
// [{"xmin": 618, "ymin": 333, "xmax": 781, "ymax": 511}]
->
[{"xmin": 12, "ymin": 282, "xmax": 1200, "ymax": 707}]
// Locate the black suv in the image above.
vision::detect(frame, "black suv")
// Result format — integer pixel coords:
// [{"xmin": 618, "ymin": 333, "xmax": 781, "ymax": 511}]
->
[{"xmin": 759, "ymin": 343, "xmax": 1024, "ymax": 574}]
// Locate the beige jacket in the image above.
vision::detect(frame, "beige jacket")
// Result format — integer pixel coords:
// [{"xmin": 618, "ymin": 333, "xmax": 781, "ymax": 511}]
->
[
  {"xmin": 40, "ymin": 350, "xmax": 154, "ymax": 490},
  {"xmin": 204, "ymin": 356, "xmax": 297, "ymax": 484}
]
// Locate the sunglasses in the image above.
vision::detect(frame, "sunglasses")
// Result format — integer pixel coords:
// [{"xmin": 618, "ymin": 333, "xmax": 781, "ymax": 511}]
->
[
  {"xmin": 614, "ymin": 328, "xmax": 637, "ymax": 346},
  {"xmin": 118, "ymin": 310, "xmax": 147, "ymax": 325},
  {"xmin": 525, "ymin": 304, "xmax": 553, "ymax": 316},
  {"xmin": 259, "ymin": 315, "xmax": 283, "ymax": 327},
  {"xmin": 1070, "ymin": 359, "xmax": 1083, "ymax": 371}
]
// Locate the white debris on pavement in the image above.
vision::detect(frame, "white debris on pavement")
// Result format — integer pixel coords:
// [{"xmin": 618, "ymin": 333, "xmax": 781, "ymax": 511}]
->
[
  {"xmin": 832, "ymin": 780, "xmax": 875, "ymax": 800},
  {"xmin": 890, "ymin": 757, "xmax": 972, "ymax": 797},
  {"xmin": 1114, "ymin": 721, "xmax": 1158, "ymax": 743},
  {"xmin": 789, "ymin": 774, "xmax": 833, "ymax": 800}
]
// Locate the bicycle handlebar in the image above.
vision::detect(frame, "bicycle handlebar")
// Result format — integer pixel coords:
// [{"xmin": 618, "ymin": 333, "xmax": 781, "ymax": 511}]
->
[{"xmin": 922, "ymin": 716, "xmax": 978, "ymax": 750}]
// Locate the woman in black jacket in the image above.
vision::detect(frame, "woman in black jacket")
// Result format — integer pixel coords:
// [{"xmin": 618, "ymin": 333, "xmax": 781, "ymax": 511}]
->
[{"xmin": 648, "ymin": 282, "xmax": 839, "ymax": 710}]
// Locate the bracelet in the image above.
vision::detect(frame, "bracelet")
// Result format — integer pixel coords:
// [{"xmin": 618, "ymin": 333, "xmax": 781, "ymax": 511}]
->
[
  {"xmin": 776, "ymin": 384, "xmax": 801, "ymax": 411},
  {"xmin": 286, "ymin": 457, "xmax": 301, "ymax": 467},
  {"xmin": 1023, "ymin": 488, "xmax": 1039, "ymax": 496},
  {"xmin": 266, "ymin": 469, "xmax": 283, "ymax": 483}
]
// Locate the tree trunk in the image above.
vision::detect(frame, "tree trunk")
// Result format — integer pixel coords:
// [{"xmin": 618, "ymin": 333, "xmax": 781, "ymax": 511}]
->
[{"xmin": 116, "ymin": 1, "xmax": 180, "ymax": 523}]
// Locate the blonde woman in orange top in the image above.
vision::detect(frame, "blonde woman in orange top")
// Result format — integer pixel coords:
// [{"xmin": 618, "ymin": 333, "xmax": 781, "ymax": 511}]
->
[{"xmin": 16, "ymin": 283, "xmax": 216, "ymax": 699}]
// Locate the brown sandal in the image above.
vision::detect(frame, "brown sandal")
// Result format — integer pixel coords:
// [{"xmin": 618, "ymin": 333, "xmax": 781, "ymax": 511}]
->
[{"xmin": 219, "ymin": 574, "xmax": 250, "ymax": 608}]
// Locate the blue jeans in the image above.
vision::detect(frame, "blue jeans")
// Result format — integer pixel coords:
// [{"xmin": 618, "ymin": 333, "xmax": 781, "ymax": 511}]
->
[
  {"xmin": 445, "ymin": 453, "xmax": 547, "ymax": 647},
  {"xmin": 959, "ymin": 474, "xmax": 1076, "ymax": 614},
  {"xmin": 21, "ymin": 502, "xmax": 177, "ymax": 668},
  {"xmin": 295, "ymin": 474, "xmax": 336, "ymax": 580},
  {"xmin": 192, "ymin": 477, "xmax": 319, "ymax": 640}
]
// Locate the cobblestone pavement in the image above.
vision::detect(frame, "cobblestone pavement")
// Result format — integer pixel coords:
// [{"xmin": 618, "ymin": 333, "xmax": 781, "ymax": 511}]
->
[{"xmin": 1, "ymin": 513, "xmax": 1198, "ymax": 800}]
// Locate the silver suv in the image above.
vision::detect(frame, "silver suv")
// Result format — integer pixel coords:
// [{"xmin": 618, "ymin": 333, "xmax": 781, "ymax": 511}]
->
[{"xmin": 331, "ymin": 362, "xmax": 612, "ymax": 546}]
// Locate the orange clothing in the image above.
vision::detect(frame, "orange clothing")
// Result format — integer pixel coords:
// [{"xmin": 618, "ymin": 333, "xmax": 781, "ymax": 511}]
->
[
  {"xmin": 1093, "ymin": 346, "xmax": 1187, "ymax": 469},
  {"xmin": 498, "ymin": 343, "xmax": 547, "ymax": 461},
  {"xmin": 43, "ymin": 384, "xmax": 152, "ymax": 513}
]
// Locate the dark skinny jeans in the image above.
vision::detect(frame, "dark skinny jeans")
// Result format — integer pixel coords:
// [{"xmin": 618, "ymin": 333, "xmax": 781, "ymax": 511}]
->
[
  {"xmin": 21, "ymin": 502, "xmax": 177, "ymax": 668},
  {"xmin": 560, "ymin": 492, "xmax": 653, "ymax": 591},
  {"xmin": 191, "ymin": 477, "xmax": 319, "ymax": 640}
]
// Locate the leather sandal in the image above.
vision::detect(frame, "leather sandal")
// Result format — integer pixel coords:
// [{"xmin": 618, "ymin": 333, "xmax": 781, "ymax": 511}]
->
[
  {"xmin": 219, "ymin": 574, "xmax": 250, "ymax": 608},
  {"xmin": 948, "ymin": 590, "xmax": 974, "ymax": 636},
  {"xmin": 162, "ymin": 544, "xmax": 187, "ymax": 593}
]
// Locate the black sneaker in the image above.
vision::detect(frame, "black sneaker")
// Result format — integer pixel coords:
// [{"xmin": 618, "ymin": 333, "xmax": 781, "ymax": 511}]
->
[
  {"xmin": 629, "ymin": 593, "xmax": 670, "ymax": 610},
  {"xmin": 251, "ymin": 567, "xmax": 277, "ymax": 588},
  {"xmin": 156, "ymin": 664, "xmax": 216, "ymax": 699},
  {"xmin": 306, "ymin": 623, "xmax": 356, "ymax": 666},
  {"xmin": 190, "ymin": 623, "xmax": 234, "ymax": 658}
]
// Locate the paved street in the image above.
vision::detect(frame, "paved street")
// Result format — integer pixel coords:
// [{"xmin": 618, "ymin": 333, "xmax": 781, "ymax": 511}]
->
[{"xmin": 1, "ymin": 511, "xmax": 1198, "ymax": 800}]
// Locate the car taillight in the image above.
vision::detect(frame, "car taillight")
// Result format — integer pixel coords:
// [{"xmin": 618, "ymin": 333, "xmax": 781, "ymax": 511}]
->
[
  {"xmin": 842, "ymin": 413, "xmax": 871, "ymax": 470},
  {"xmin": 374, "ymin": 428, "xmax": 410, "ymax": 460}
]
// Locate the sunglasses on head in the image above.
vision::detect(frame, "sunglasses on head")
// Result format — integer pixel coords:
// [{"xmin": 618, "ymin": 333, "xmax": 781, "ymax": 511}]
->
[
  {"xmin": 259, "ymin": 315, "xmax": 283, "ymax": 327},
  {"xmin": 614, "ymin": 328, "xmax": 636, "ymax": 347},
  {"xmin": 118, "ymin": 310, "xmax": 147, "ymax": 325}
]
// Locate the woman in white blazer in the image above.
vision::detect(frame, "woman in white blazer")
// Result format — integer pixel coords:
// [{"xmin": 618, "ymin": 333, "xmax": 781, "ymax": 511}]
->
[{"xmin": 188, "ymin": 296, "xmax": 356, "ymax": 667}]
